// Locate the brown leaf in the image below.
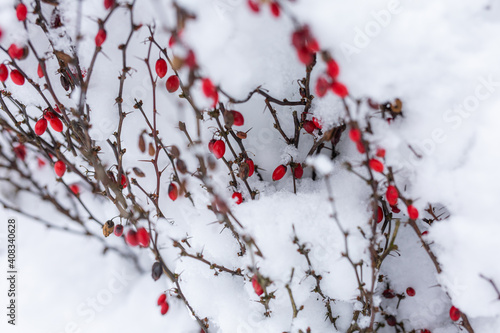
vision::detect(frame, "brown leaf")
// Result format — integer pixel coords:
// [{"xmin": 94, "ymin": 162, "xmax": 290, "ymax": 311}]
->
[
  {"xmin": 223, "ymin": 111, "xmax": 234, "ymax": 128},
  {"xmin": 207, "ymin": 156, "xmax": 217, "ymax": 170},
  {"xmin": 391, "ymin": 98, "xmax": 402, "ymax": 113},
  {"xmin": 176, "ymin": 159, "xmax": 187, "ymax": 174},
  {"xmin": 53, "ymin": 50, "xmax": 74, "ymax": 65},
  {"xmin": 236, "ymin": 131, "xmax": 247, "ymax": 139},
  {"xmin": 133, "ymin": 167, "xmax": 145, "ymax": 177},
  {"xmin": 138, "ymin": 134, "xmax": 146, "ymax": 153},
  {"xmin": 170, "ymin": 145, "xmax": 180, "ymax": 158},
  {"xmin": 148, "ymin": 142, "xmax": 155, "ymax": 156},
  {"xmin": 151, "ymin": 262, "xmax": 163, "ymax": 281},
  {"xmin": 239, "ymin": 162, "xmax": 249, "ymax": 181},
  {"xmin": 171, "ymin": 56, "xmax": 184, "ymax": 71},
  {"xmin": 102, "ymin": 220, "xmax": 114, "ymax": 237}
]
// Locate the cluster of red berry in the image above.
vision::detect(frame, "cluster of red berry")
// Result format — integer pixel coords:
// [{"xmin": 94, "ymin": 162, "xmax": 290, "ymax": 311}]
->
[
  {"xmin": 247, "ymin": 0, "xmax": 280, "ymax": 17},
  {"xmin": 120, "ymin": 227, "xmax": 150, "ymax": 247},
  {"xmin": 155, "ymin": 58, "xmax": 180, "ymax": 93},
  {"xmin": 157, "ymin": 293, "xmax": 170, "ymax": 315}
]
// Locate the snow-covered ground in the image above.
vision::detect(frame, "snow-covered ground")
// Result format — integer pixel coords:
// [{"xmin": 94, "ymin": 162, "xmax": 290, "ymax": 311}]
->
[{"xmin": 1, "ymin": 0, "xmax": 500, "ymax": 332}]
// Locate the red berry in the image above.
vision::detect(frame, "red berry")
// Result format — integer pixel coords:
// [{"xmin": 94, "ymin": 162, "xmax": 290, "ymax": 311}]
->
[
  {"xmin": 292, "ymin": 29, "xmax": 306, "ymax": 49},
  {"xmin": 407, "ymin": 205, "xmax": 419, "ymax": 220},
  {"xmin": 421, "ymin": 330, "xmax": 431, "ymax": 333},
  {"xmin": 382, "ymin": 289, "xmax": 395, "ymax": 299},
  {"xmin": 37, "ymin": 63, "xmax": 44, "ymax": 78},
  {"xmin": 202, "ymin": 78, "xmax": 216, "ymax": 98},
  {"xmin": 54, "ymin": 105, "xmax": 62, "ymax": 113},
  {"xmin": 120, "ymin": 174, "xmax": 127, "ymax": 188},
  {"xmin": 212, "ymin": 140, "xmax": 225, "ymax": 159},
  {"xmin": 376, "ymin": 206, "xmax": 383, "ymax": 223},
  {"xmin": 69, "ymin": 184, "xmax": 79, "ymax": 195},
  {"xmin": 245, "ymin": 159, "xmax": 255, "ymax": 177},
  {"xmin": 13, "ymin": 144, "xmax": 26, "ymax": 161},
  {"xmin": 114, "ymin": 224, "xmax": 124, "ymax": 237},
  {"xmin": 349, "ymin": 128, "xmax": 361, "ymax": 142},
  {"xmin": 44, "ymin": 111, "xmax": 56, "ymax": 120},
  {"xmin": 49, "ymin": 117, "xmax": 63, "ymax": 132},
  {"xmin": 386, "ymin": 185, "xmax": 398, "ymax": 206},
  {"xmin": 422, "ymin": 231, "xmax": 429, "ymax": 236},
  {"xmin": 331, "ymin": 81, "xmax": 348, "ymax": 97},
  {"xmin": 315, "ymin": 76, "xmax": 329, "ymax": 97},
  {"xmin": 356, "ymin": 141, "xmax": 365, "ymax": 154},
  {"xmin": 185, "ymin": 49, "xmax": 197, "ymax": 69},
  {"xmin": 312, "ymin": 117, "xmax": 322, "ymax": 129},
  {"xmin": 37, "ymin": 157, "xmax": 46, "ymax": 168},
  {"xmin": 16, "ymin": 3, "xmax": 27, "ymax": 21},
  {"xmin": 136, "ymin": 227, "xmax": 150, "ymax": 247},
  {"xmin": 34, "ymin": 118, "xmax": 47, "ymax": 136},
  {"xmin": 125, "ymin": 229, "xmax": 139, "ymax": 246},
  {"xmin": 230, "ymin": 110, "xmax": 244, "ymax": 126},
  {"xmin": 270, "ymin": 2, "xmax": 280, "ymax": 17},
  {"xmin": 168, "ymin": 35, "xmax": 176, "ymax": 47},
  {"xmin": 326, "ymin": 59, "xmax": 339, "ymax": 79},
  {"xmin": 406, "ymin": 287, "xmax": 416, "ymax": 297},
  {"xmin": 449, "ymin": 306, "xmax": 460, "ymax": 321},
  {"xmin": 306, "ymin": 38, "xmax": 320, "ymax": 53},
  {"xmin": 369, "ymin": 159, "xmax": 384, "ymax": 173},
  {"xmin": 160, "ymin": 302, "xmax": 169, "ymax": 315},
  {"xmin": 208, "ymin": 139, "xmax": 216, "ymax": 153},
  {"xmin": 391, "ymin": 205, "xmax": 401, "ymax": 213},
  {"xmin": 157, "ymin": 294, "xmax": 167, "ymax": 306},
  {"xmin": 386, "ymin": 315, "xmax": 397, "ymax": 327},
  {"xmin": 232, "ymin": 192, "xmax": 243, "ymax": 205},
  {"xmin": 0, "ymin": 64, "xmax": 8, "ymax": 82},
  {"xmin": 10, "ymin": 70, "xmax": 25, "ymax": 85},
  {"xmin": 168, "ymin": 183, "xmax": 178, "ymax": 201},
  {"xmin": 155, "ymin": 58, "xmax": 168, "ymax": 78},
  {"xmin": 202, "ymin": 78, "xmax": 218, "ymax": 107},
  {"xmin": 303, "ymin": 120, "xmax": 316, "ymax": 134},
  {"xmin": 95, "ymin": 29, "xmax": 107, "ymax": 47},
  {"xmin": 293, "ymin": 163, "xmax": 304, "ymax": 179},
  {"xmin": 272, "ymin": 164, "xmax": 287, "ymax": 181},
  {"xmin": 104, "ymin": 0, "xmax": 115, "ymax": 10},
  {"xmin": 247, "ymin": 0, "xmax": 260, "ymax": 13},
  {"xmin": 166, "ymin": 75, "xmax": 180, "ymax": 93},
  {"xmin": 252, "ymin": 275, "xmax": 264, "ymax": 296},
  {"xmin": 297, "ymin": 46, "xmax": 313, "ymax": 66},
  {"xmin": 8, "ymin": 44, "xmax": 24, "ymax": 59},
  {"xmin": 54, "ymin": 160, "xmax": 66, "ymax": 177},
  {"xmin": 376, "ymin": 148, "xmax": 386, "ymax": 158}
]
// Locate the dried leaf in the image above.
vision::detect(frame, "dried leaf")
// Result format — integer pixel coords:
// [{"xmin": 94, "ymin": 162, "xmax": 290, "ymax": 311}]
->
[
  {"xmin": 223, "ymin": 111, "xmax": 234, "ymax": 128},
  {"xmin": 207, "ymin": 156, "xmax": 217, "ymax": 170},
  {"xmin": 60, "ymin": 75, "xmax": 70, "ymax": 91},
  {"xmin": 239, "ymin": 163, "xmax": 249, "ymax": 181},
  {"xmin": 133, "ymin": 167, "xmax": 145, "ymax": 177},
  {"xmin": 391, "ymin": 98, "xmax": 402, "ymax": 113},
  {"xmin": 102, "ymin": 220, "xmax": 114, "ymax": 237},
  {"xmin": 152, "ymin": 262, "xmax": 163, "ymax": 281},
  {"xmin": 170, "ymin": 145, "xmax": 180, "ymax": 158},
  {"xmin": 236, "ymin": 131, "xmax": 247, "ymax": 139},
  {"xmin": 171, "ymin": 56, "xmax": 184, "ymax": 71},
  {"xmin": 179, "ymin": 179, "xmax": 187, "ymax": 196},
  {"xmin": 138, "ymin": 134, "xmax": 146, "ymax": 153},
  {"xmin": 323, "ymin": 128, "xmax": 335, "ymax": 141},
  {"xmin": 148, "ymin": 142, "xmax": 155, "ymax": 156},
  {"xmin": 176, "ymin": 159, "xmax": 187, "ymax": 174}
]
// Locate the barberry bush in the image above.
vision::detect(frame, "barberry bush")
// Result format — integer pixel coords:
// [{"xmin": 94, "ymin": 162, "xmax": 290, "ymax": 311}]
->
[{"xmin": 1, "ymin": 0, "xmax": 499, "ymax": 332}]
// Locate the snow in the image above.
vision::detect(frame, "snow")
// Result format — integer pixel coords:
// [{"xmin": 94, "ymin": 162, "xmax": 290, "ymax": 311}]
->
[{"xmin": 0, "ymin": 0, "xmax": 499, "ymax": 332}]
